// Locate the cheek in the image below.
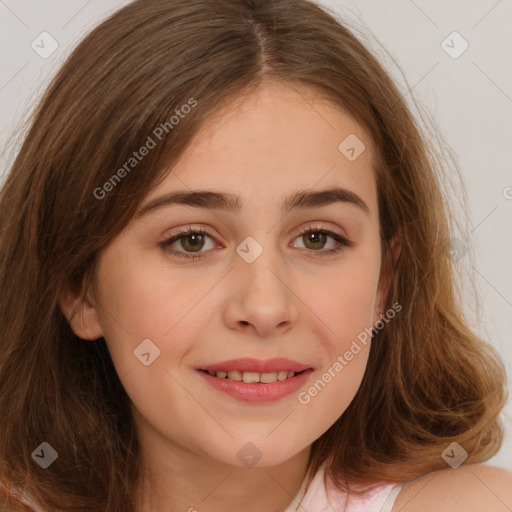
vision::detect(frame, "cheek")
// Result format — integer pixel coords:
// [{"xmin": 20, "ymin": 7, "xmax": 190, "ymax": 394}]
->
[
  {"xmin": 296, "ymin": 253, "xmax": 378, "ymax": 421},
  {"xmin": 296, "ymin": 265, "xmax": 377, "ymax": 434},
  {"xmin": 307, "ymin": 253, "xmax": 380, "ymax": 347},
  {"xmin": 295, "ymin": 343, "xmax": 370, "ymax": 451},
  {"xmin": 93, "ymin": 252, "xmax": 208, "ymax": 442},
  {"xmin": 93, "ymin": 245, "xmax": 196, "ymax": 376}
]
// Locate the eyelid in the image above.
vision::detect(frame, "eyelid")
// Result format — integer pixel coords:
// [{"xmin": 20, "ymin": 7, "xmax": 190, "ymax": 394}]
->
[{"xmin": 161, "ymin": 221, "xmax": 347, "ymax": 242}]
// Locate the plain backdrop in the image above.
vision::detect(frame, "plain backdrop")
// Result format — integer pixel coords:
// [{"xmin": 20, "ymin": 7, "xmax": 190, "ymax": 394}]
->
[{"xmin": 0, "ymin": 0, "xmax": 511, "ymax": 471}]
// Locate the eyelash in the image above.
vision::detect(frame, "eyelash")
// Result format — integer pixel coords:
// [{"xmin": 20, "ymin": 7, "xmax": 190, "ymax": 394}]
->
[{"xmin": 159, "ymin": 225, "xmax": 353, "ymax": 261}]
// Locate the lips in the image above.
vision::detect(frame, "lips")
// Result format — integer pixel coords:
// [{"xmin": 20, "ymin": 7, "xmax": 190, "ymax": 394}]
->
[
  {"xmin": 197, "ymin": 366, "xmax": 314, "ymax": 403},
  {"xmin": 196, "ymin": 357, "xmax": 313, "ymax": 374}
]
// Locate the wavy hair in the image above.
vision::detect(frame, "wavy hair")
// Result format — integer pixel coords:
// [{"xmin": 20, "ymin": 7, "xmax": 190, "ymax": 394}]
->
[{"xmin": 0, "ymin": 0, "xmax": 507, "ymax": 510}]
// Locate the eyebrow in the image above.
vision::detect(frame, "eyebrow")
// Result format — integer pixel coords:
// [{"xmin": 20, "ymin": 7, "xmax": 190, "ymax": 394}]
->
[{"xmin": 135, "ymin": 186, "xmax": 370, "ymax": 219}]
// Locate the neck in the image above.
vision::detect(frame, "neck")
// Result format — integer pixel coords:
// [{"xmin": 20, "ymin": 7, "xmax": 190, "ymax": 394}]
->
[{"xmin": 133, "ymin": 439, "xmax": 311, "ymax": 512}]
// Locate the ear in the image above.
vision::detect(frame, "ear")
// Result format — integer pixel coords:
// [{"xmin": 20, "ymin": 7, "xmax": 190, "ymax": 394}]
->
[
  {"xmin": 59, "ymin": 279, "xmax": 104, "ymax": 341},
  {"xmin": 373, "ymin": 231, "xmax": 402, "ymax": 323}
]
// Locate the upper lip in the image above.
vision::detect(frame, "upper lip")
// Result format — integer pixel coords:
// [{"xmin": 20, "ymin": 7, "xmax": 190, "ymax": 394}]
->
[{"xmin": 197, "ymin": 358, "xmax": 313, "ymax": 373}]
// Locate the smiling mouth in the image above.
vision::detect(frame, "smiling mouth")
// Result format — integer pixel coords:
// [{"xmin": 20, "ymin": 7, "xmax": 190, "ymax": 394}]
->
[{"xmin": 198, "ymin": 369, "xmax": 308, "ymax": 383}]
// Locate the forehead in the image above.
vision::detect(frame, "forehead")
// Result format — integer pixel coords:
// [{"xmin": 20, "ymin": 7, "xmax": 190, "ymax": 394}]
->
[{"xmin": 145, "ymin": 82, "xmax": 378, "ymax": 215}]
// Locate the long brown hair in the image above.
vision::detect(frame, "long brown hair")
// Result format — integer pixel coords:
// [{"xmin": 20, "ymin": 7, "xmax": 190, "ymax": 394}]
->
[{"xmin": 0, "ymin": 0, "xmax": 507, "ymax": 510}]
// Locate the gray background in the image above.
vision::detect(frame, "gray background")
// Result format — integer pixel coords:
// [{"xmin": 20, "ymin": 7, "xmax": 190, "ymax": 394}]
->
[{"xmin": 1, "ymin": 0, "xmax": 511, "ymax": 471}]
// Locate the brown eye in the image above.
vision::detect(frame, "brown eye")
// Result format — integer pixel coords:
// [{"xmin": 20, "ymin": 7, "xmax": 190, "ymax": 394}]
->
[
  {"xmin": 159, "ymin": 228, "xmax": 215, "ymax": 260},
  {"xmin": 159, "ymin": 225, "xmax": 352, "ymax": 262},
  {"xmin": 293, "ymin": 227, "xmax": 352, "ymax": 256},
  {"xmin": 179, "ymin": 232, "xmax": 206, "ymax": 252},
  {"xmin": 301, "ymin": 231, "xmax": 328, "ymax": 250}
]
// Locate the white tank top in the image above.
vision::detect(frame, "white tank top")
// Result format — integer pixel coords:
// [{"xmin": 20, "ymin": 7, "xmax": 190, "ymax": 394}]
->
[{"xmin": 283, "ymin": 462, "xmax": 403, "ymax": 512}]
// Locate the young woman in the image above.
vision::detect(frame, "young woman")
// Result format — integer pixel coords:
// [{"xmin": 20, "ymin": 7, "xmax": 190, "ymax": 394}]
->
[{"xmin": 0, "ymin": 1, "xmax": 510, "ymax": 510}]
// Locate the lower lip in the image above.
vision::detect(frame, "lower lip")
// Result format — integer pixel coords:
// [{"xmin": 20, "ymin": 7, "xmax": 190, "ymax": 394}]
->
[{"xmin": 196, "ymin": 369, "xmax": 314, "ymax": 403}]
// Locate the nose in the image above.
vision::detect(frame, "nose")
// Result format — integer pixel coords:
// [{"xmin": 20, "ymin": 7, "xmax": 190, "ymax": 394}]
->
[{"xmin": 223, "ymin": 247, "xmax": 298, "ymax": 337}]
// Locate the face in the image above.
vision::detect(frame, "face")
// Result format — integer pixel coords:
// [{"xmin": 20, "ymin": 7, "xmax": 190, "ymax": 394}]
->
[{"xmin": 61, "ymin": 81, "xmax": 395, "ymax": 469}]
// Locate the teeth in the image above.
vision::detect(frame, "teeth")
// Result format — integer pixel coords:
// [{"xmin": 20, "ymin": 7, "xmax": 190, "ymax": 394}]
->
[
  {"xmin": 206, "ymin": 370, "xmax": 298, "ymax": 382},
  {"xmin": 242, "ymin": 371, "xmax": 260, "ymax": 383}
]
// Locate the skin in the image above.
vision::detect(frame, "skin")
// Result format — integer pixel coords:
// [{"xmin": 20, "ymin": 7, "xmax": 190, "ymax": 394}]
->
[
  {"xmin": 391, "ymin": 464, "xmax": 512, "ymax": 511},
  {"xmin": 60, "ymin": 80, "xmax": 402, "ymax": 511}
]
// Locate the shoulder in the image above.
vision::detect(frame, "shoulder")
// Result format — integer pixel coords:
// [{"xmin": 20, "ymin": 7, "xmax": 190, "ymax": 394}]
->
[{"xmin": 391, "ymin": 463, "xmax": 512, "ymax": 512}]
